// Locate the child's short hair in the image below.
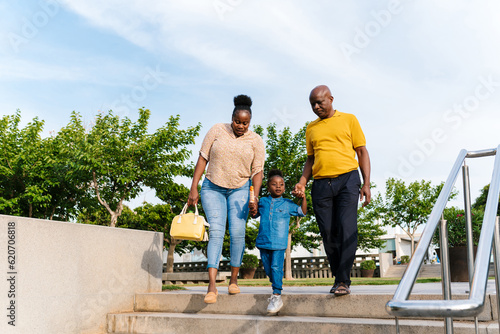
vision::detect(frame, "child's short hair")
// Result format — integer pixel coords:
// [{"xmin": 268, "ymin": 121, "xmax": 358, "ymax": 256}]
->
[{"xmin": 267, "ymin": 169, "xmax": 284, "ymax": 184}]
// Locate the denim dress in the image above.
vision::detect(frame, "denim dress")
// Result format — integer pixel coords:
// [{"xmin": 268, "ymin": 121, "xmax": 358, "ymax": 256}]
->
[{"xmin": 255, "ymin": 196, "xmax": 305, "ymax": 250}]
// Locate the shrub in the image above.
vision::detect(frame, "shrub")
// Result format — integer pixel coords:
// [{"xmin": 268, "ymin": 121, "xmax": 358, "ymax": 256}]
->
[
  {"xmin": 360, "ymin": 259, "xmax": 376, "ymax": 270},
  {"xmin": 240, "ymin": 253, "xmax": 259, "ymax": 269},
  {"xmin": 431, "ymin": 206, "xmax": 483, "ymax": 247},
  {"xmin": 400, "ymin": 255, "xmax": 410, "ymax": 264}
]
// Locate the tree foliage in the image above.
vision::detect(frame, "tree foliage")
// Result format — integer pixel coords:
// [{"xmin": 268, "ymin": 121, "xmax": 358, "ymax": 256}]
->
[
  {"xmin": 356, "ymin": 185, "xmax": 386, "ymax": 252},
  {"xmin": 65, "ymin": 109, "xmax": 201, "ymax": 226},
  {"xmin": 0, "ymin": 109, "xmax": 200, "ymax": 229},
  {"xmin": 0, "ymin": 111, "xmax": 82, "ymax": 219},
  {"xmin": 472, "ymin": 184, "xmax": 500, "ymax": 216},
  {"xmin": 377, "ymin": 178, "xmax": 456, "ymax": 254},
  {"xmin": 431, "ymin": 206, "xmax": 484, "ymax": 248},
  {"xmin": 0, "ymin": 111, "xmax": 45, "ymax": 217}
]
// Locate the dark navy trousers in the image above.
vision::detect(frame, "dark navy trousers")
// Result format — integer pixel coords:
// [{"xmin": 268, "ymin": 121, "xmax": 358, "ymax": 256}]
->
[{"xmin": 311, "ymin": 170, "xmax": 361, "ymax": 285}]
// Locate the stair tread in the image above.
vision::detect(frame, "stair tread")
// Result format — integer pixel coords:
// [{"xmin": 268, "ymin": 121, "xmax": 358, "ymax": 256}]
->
[
  {"xmin": 131, "ymin": 292, "xmax": 495, "ymax": 322},
  {"xmin": 109, "ymin": 312, "xmax": 493, "ymax": 326}
]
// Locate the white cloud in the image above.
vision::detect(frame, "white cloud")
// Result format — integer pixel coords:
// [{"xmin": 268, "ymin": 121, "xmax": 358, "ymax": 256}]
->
[{"xmin": 2, "ymin": 0, "xmax": 500, "ymax": 207}]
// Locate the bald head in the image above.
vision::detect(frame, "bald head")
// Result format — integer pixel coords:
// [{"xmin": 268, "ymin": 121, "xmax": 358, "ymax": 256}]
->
[
  {"xmin": 309, "ymin": 85, "xmax": 334, "ymax": 119},
  {"xmin": 310, "ymin": 85, "xmax": 332, "ymax": 99}
]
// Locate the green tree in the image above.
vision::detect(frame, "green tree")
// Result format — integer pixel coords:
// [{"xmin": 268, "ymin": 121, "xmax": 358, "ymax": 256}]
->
[
  {"xmin": 472, "ymin": 184, "xmax": 500, "ymax": 216},
  {"xmin": 377, "ymin": 178, "xmax": 456, "ymax": 255},
  {"xmin": 254, "ymin": 123, "xmax": 321, "ymax": 279},
  {"xmin": 432, "ymin": 206, "xmax": 484, "ymax": 247},
  {"xmin": 41, "ymin": 128, "xmax": 93, "ymax": 220},
  {"xmin": 65, "ymin": 109, "xmax": 201, "ymax": 227},
  {"xmin": 357, "ymin": 186, "xmax": 386, "ymax": 252},
  {"xmin": 0, "ymin": 111, "xmax": 97, "ymax": 220},
  {"xmin": 0, "ymin": 111, "xmax": 50, "ymax": 218}
]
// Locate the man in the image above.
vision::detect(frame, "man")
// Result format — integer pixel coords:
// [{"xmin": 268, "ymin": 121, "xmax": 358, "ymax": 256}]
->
[{"xmin": 293, "ymin": 85, "xmax": 371, "ymax": 296}]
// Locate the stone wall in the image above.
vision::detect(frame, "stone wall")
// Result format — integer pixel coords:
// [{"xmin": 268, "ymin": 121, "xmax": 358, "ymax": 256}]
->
[{"xmin": 0, "ymin": 214, "xmax": 163, "ymax": 334}]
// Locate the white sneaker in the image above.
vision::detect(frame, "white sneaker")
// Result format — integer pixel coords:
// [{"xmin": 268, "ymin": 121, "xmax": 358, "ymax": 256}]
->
[{"xmin": 267, "ymin": 294, "xmax": 283, "ymax": 314}]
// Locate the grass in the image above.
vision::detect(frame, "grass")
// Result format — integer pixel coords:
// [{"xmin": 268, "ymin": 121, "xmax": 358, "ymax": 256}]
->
[
  {"xmin": 162, "ymin": 285, "xmax": 187, "ymax": 291},
  {"xmin": 162, "ymin": 277, "xmax": 441, "ymax": 290},
  {"xmin": 231, "ymin": 277, "xmax": 441, "ymax": 286}
]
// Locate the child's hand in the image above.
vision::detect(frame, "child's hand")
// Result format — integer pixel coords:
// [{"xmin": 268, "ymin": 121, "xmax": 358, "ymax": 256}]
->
[
  {"xmin": 293, "ymin": 191, "xmax": 304, "ymax": 199},
  {"xmin": 250, "ymin": 207, "xmax": 258, "ymax": 217}
]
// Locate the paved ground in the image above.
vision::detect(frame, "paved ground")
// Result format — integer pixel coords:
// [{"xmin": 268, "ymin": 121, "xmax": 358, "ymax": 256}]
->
[{"xmin": 170, "ymin": 280, "xmax": 498, "ymax": 295}]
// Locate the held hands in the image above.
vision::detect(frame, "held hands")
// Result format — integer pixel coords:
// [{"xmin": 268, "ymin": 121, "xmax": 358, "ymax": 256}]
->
[
  {"xmin": 292, "ymin": 183, "xmax": 306, "ymax": 199},
  {"xmin": 249, "ymin": 201, "xmax": 258, "ymax": 217}
]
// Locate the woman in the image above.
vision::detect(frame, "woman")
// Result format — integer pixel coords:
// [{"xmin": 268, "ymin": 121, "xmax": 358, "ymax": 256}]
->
[{"xmin": 188, "ymin": 94, "xmax": 265, "ymax": 304}]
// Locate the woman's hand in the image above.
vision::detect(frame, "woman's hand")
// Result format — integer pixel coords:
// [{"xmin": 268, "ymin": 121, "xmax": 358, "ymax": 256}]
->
[
  {"xmin": 249, "ymin": 200, "xmax": 258, "ymax": 217},
  {"xmin": 188, "ymin": 187, "xmax": 199, "ymax": 207},
  {"xmin": 188, "ymin": 155, "xmax": 208, "ymax": 207}
]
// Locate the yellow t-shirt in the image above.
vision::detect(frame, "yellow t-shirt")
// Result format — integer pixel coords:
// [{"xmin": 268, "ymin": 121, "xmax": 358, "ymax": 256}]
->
[{"xmin": 306, "ymin": 111, "xmax": 366, "ymax": 179}]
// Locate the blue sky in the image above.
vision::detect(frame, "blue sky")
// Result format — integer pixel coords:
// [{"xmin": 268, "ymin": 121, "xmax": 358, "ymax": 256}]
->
[{"xmin": 1, "ymin": 0, "xmax": 500, "ymax": 208}]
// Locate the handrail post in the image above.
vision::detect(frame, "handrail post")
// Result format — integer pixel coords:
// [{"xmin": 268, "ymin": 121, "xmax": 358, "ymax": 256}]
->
[
  {"xmin": 385, "ymin": 146, "xmax": 499, "ymax": 321},
  {"xmin": 462, "ymin": 162, "xmax": 475, "ymax": 283},
  {"xmin": 440, "ymin": 216, "xmax": 453, "ymax": 333},
  {"xmin": 493, "ymin": 216, "xmax": 500, "ymax": 332},
  {"xmin": 462, "ymin": 162, "xmax": 479, "ymax": 333}
]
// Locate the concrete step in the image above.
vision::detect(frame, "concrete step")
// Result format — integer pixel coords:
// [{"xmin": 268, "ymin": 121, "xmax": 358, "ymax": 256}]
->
[
  {"xmin": 108, "ymin": 284, "xmax": 500, "ymax": 333},
  {"xmin": 133, "ymin": 292, "xmax": 496, "ymax": 321},
  {"xmin": 107, "ymin": 312, "xmax": 498, "ymax": 334},
  {"xmin": 384, "ymin": 263, "xmax": 495, "ymax": 278},
  {"xmin": 384, "ymin": 264, "xmax": 442, "ymax": 278}
]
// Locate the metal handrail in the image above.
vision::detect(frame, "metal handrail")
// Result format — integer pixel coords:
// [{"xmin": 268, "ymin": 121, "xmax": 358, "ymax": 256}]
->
[{"xmin": 386, "ymin": 146, "xmax": 500, "ymax": 320}]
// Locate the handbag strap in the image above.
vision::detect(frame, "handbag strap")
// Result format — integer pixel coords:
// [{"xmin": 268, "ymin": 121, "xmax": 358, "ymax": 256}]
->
[
  {"xmin": 176, "ymin": 203, "xmax": 188, "ymax": 224},
  {"xmin": 177, "ymin": 203, "xmax": 204, "ymax": 225}
]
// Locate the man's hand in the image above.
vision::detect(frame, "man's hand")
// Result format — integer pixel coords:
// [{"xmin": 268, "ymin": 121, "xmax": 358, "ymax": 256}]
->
[{"xmin": 360, "ymin": 183, "xmax": 371, "ymax": 207}]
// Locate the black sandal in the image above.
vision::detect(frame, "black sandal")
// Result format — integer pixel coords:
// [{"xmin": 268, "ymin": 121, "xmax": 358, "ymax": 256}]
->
[
  {"xmin": 334, "ymin": 282, "xmax": 350, "ymax": 296},
  {"xmin": 330, "ymin": 283, "xmax": 339, "ymax": 294}
]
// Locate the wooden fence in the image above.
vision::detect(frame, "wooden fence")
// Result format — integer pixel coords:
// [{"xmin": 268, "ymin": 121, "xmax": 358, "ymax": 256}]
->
[{"xmin": 170, "ymin": 254, "xmax": 380, "ymax": 279}]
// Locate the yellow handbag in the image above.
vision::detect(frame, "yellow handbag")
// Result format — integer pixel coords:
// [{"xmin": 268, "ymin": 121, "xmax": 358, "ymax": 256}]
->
[{"xmin": 170, "ymin": 204, "xmax": 209, "ymax": 241}]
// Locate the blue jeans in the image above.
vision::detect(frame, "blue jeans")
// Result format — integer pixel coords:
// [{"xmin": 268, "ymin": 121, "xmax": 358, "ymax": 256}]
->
[
  {"xmin": 200, "ymin": 178, "xmax": 250, "ymax": 269},
  {"xmin": 260, "ymin": 248, "xmax": 285, "ymax": 295}
]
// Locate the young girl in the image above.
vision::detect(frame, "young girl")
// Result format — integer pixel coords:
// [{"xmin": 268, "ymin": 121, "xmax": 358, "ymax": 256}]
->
[{"xmin": 250, "ymin": 169, "xmax": 307, "ymax": 314}]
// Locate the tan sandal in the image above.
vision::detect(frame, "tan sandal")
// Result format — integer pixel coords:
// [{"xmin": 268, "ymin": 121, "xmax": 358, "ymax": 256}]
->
[
  {"xmin": 228, "ymin": 283, "xmax": 240, "ymax": 295},
  {"xmin": 204, "ymin": 290, "xmax": 218, "ymax": 304}
]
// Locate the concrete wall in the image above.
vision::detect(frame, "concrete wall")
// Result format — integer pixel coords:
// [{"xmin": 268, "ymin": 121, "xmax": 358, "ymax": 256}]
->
[
  {"xmin": 0, "ymin": 214, "xmax": 163, "ymax": 334},
  {"xmin": 378, "ymin": 252, "xmax": 393, "ymax": 278}
]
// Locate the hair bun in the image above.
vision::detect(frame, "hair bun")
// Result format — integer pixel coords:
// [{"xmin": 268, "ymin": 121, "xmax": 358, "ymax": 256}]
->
[
  {"xmin": 234, "ymin": 94, "xmax": 252, "ymax": 107},
  {"xmin": 268, "ymin": 169, "xmax": 283, "ymax": 179}
]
